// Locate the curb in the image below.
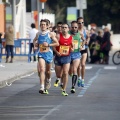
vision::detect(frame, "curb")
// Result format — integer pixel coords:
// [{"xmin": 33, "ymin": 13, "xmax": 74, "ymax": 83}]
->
[{"xmin": 0, "ymin": 69, "xmax": 37, "ymax": 88}]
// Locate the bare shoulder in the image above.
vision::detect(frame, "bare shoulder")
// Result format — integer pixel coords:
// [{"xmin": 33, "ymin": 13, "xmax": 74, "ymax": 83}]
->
[{"xmin": 49, "ymin": 32, "xmax": 56, "ymax": 38}]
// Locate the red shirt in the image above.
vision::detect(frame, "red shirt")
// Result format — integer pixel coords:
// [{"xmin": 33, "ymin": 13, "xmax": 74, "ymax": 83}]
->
[{"xmin": 56, "ymin": 33, "xmax": 72, "ymax": 56}]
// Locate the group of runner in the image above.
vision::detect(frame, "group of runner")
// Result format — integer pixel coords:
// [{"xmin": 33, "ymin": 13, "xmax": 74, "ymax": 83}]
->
[{"xmin": 33, "ymin": 17, "xmax": 90, "ymax": 96}]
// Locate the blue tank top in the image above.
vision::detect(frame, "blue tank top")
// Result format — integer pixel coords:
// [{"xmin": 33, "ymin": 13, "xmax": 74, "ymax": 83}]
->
[{"xmin": 38, "ymin": 32, "xmax": 53, "ymax": 52}]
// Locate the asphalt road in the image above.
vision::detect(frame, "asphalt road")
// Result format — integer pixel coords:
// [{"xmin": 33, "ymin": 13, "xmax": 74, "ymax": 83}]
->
[{"xmin": 0, "ymin": 64, "xmax": 120, "ymax": 120}]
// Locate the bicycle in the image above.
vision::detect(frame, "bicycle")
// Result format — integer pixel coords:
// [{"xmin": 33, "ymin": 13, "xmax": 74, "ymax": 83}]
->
[{"xmin": 112, "ymin": 46, "xmax": 120, "ymax": 65}]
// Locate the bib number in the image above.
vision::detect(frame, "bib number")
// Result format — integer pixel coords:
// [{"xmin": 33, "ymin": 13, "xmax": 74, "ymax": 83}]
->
[
  {"xmin": 59, "ymin": 45, "xmax": 70, "ymax": 55},
  {"xmin": 73, "ymin": 40, "xmax": 79, "ymax": 49},
  {"xmin": 39, "ymin": 44, "xmax": 49, "ymax": 52}
]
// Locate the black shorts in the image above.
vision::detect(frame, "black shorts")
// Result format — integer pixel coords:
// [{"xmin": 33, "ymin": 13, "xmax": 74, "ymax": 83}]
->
[{"xmin": 80, "ymin": 49, "xmax": 87, "ymax": 55}]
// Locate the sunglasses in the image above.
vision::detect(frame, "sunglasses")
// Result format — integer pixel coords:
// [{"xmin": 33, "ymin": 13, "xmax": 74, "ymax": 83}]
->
[
  {"xmin": 72, "ymin": 27, "xmax": 78, "ymax": 29},
  {"xmin": 78, "ymin": 22, "xmax": 84, "ymax": 24},
  {"xmin": 62, "ymin": 27, "xmax": 68, "ymax": 29}
]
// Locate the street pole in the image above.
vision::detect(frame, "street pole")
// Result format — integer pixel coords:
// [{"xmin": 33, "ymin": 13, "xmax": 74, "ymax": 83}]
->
[
  {"xmin": 41, "ymin": 2, "xmax": 44, "ymax": 19},
  {"xmin": 13, "ymin": 0, "xmax": 16, "ymax": 38},
  {"xmin": 37, "ymin": 0, "xmax": 40, "ymax": 30},
  {"xmin": 80, "ymin": 0, "xmax": 83, "ymax": 17}
]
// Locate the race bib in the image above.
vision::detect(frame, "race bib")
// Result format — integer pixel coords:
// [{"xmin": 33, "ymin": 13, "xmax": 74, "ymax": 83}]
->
[
  {"xmin": 59, "ymin": 45, "xmax": 70, "ymax": 55},
  {"xmin": 73, "ymin": 40, "xmax": 78, "ymax": 49},
  {"xmin": 39, "ymin": 44, "xmax": 49, "ymax": 52}
]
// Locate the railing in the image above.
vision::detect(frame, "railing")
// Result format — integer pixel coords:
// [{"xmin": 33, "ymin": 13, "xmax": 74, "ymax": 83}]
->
[{"xmin": 0, "ymin": 39, "xmax": 37, "ymax": 63}]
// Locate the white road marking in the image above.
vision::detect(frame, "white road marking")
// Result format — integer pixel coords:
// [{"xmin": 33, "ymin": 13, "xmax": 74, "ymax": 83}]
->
[
  {"xmin": 0, "ymin": 105, "xmax": 59, "ymax": 117},
  {"xmin": 38, "ymin": 105, "xmax": 61, "ymax": 120},
  {"xmin": 0, "ymin": 64, "xmax": 5, "ymax": 67},
  {"xmin": 0, "ymin": 114, "xmax": 45, "ymax": 116},
  {"xmin": 78, "ymin": 95, "xmax": 83, "ymax": 97},
  {"xmin": 77, "ymin": 69, "xmax": 101, "ymax": 97},
  {"xmin": 104, "ymin": 66, "xmax": 117, "ymax": 70},
  {"xmin": 85, "ymin": 66, "xmax": 92, "ymax": 69},
  {"xmin": 0, "ymin": 105, "xmax": 56, "ymax": 109}
]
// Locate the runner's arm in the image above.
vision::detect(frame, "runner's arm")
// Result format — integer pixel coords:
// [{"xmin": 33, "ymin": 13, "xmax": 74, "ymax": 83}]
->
[
  {"xmin": 48, "ymin": 32, "xmax": 59, "ymax": 47},
  {"xmin": 71, "ymin": 37, "xmax": 74, "ymax": 52},
  {"xmin": 86, "ymin": 30, "xmax": 90, "ymax": 45},
  {"xmin": 53, "ymin": 34, "xmax": 61, "ymax": 56},
  {"xmin": 33, "ymin": 32, "xmax": 39, "ymax": 45}
]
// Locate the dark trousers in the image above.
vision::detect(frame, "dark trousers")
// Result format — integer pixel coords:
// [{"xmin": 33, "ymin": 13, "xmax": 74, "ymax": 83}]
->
[
  {"xmin": 6, "ymin": 45, "xmax": 14, "ymax": 58},
  {"xmin": 102, "ymin": 50, "xmax": 109, "ymax": 64},
  {"xmin": 29, "ymin": 43, "xmax": 36, "ymax": 61}
]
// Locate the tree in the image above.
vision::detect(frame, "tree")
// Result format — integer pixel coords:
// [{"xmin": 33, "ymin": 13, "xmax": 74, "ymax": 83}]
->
[{"xmin": 46, "ymin": 0, "xmax": 120, "ymax": 33}]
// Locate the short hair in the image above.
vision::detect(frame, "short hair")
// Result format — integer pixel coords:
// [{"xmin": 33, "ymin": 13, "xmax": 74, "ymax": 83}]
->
[
  {"xmin": 40, "ymin": 19, "xmax": 49, "ymax": 26},
  {"xmin": 62, "ymin": 23, "xmax": 69, "ymax": 28},
  {"xmin": 31, "ymin": 23, "xmax": 35, "ymax": 28},
  {"xmin": 77, "ymin": 17, "xmax": 84, "ymax": 22},
  {"xmin": 71, "ymin": 21, "xmax": 78, "ymax": 24},
  {"xmin": 44, "ymin": 19, "xmax": 50, "ymax": 25},
  {"xmin": 57, "ymin": 22, "xmax": 63, "ymax": 25}
]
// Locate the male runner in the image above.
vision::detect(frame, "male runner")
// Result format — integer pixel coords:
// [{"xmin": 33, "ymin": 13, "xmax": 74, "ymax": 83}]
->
[
  {"xmin": 69, "ymin": 21, "xmax": 82, "ymax": 93},
  {"xmin": 33, "ymin": 19, "xmax": 59, "ymax": 94},
  {"xmin": 54, "ymin": 23, "xmax": 73, "ymax": 96},
  {"xmin": 77, "ymin": 17, "xmax": 90, "ymax": 87}
]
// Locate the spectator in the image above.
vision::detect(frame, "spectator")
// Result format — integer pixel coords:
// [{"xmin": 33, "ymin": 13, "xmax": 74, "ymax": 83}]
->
[
  {"xmin": 4, "ymin": 25, "xmax": 14, "ymax": 63},
  {"xmin": 101, "ymin": 27, "xmax": 111, "ymax": 64},
  {"xmin": 29, "ymin": 23, "xmax": 38, "ymax": 62},
  {"xmin": 92, "ymin": 40, "xmax": 101, "ymax": 64},
  {"xmin": 89, "ymin": 28, "xmax": 97, "ymax": 63},
  {"xmin": 96, "ymin": 30, "xmax": 103, "ymax": 63}
]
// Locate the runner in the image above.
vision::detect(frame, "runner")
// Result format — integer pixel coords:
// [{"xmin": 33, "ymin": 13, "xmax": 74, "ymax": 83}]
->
[
  {"xmin": 33, "ymin": 19, "xmax": 59, "ymax": 94},
  {"xmin": 77, "ymin": 17, "xmax": 90, "ymax": 87},
  {"xmin": 53, "ymin": 22, "xmax": 63, "ymax": 88},
  {"xmin": 54, "ymin": 23, "xmax": 73, "ymax": 96},
  {"xmin": 69, "ymin": 21, "xmax": 82, "ymax": 93}
]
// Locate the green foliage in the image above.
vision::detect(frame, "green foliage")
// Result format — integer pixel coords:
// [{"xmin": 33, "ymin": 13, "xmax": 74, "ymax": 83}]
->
[
  {"xmin": 46, "ymin": 0, "xmax": 120, "ymax": 33},
  {"xmin": 46, "ymin": 0, "xmax": 75, "ymax": 23}
]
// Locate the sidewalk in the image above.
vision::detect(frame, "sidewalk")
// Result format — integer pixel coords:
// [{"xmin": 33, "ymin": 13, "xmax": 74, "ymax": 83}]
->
[{"xmin": 0, "ymin": 60, "xmax": 37, "ymax": 88}]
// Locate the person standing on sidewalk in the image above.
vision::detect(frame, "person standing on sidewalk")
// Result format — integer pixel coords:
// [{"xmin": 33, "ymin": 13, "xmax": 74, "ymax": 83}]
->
[
  {"xmin": 33, "ymin": 19, "xmax": 59, "ymax": 94},
  {"xmin": 101, "ymin": 27, "xmax": 111, "ymax": 64},
  {"xmin": 54, "ymin": 23, "xmax": 74, "ymax": 96},
  {"xmin": 77, "ymin": 17, "xmax": 90, "ymax": 87},
  {"xmin": 4, "ymin": 25, "xmax": 14, "ymax": 63},
  {"xmin": 29, "ymin": 23, "xmax": 38, "ymax": 62}
]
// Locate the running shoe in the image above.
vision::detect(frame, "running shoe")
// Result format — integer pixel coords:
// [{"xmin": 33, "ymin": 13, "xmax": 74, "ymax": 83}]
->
[
  {"xmin": 71, "ymin": 86, "xmax": 75, "ymax": 93},
  {"xmin": 81, "ymin": 80, "xmax": 85, "ymax": 87},
  {"xmin": 45, "ymin": 79, "xmax": 51, "ymax": 89},
  {"xmin": 44, "ymin": 89, "xmax": 49, "ymax": 94},
  {"xmin": 39, "ymin": 88, "xmax": 44, "ymax": 94},
  {"xmin": 62, "ymin": 90, "xmax": 68, "ymax": 96},
  {"xmin": 39, "ymin": 89, "xmax": 49, "ymax": 94},
  {"xmin": 54, "ymin": 79, "xmax": 60, "ymax": 87},
  {"xmin": 77, "ymin": 79, "xmax": 81, "ymax": 87}
]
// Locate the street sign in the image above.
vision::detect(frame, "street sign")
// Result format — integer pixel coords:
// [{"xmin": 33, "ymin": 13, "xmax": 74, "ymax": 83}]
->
[{"xmin": 76, "ymin": 0, "xmax": 87, "ymax": 9}]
